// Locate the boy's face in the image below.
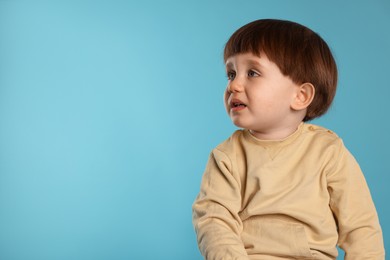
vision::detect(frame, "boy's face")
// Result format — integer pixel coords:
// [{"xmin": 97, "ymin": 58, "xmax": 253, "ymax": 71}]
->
[{"xmin": 224, "ymin": 52, "xmax": 303, "ymax": 140}]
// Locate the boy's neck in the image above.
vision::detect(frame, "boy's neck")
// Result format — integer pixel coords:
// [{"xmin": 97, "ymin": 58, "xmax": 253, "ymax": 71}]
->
[{"xmin": 249, "ymin": 122, "xmax": 303, "ymax": 141}]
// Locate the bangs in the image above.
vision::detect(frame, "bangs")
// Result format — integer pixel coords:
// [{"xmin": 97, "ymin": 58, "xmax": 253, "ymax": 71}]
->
[
  {"xmin": 223, "ymin": 19, "xmax": 295, "ymax": 66},
  {"xmin": 223, "ymin": 28, "xmax": 264, "ymax": 62}
]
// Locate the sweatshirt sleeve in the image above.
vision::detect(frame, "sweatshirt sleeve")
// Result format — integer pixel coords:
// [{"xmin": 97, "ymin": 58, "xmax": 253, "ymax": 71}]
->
[
  {"xmin": 327, "ymin": 141, "xmax": 385, "ymax": 260},
  {"xmin": 192, "ymin": 148, "xmax": 249, "ymax": 260}
]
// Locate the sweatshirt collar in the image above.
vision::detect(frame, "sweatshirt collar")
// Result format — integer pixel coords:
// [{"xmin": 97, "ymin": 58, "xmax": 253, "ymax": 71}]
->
[{"xmin": 243, "ymin": 122, "xmax": 304, "ymax": 148}]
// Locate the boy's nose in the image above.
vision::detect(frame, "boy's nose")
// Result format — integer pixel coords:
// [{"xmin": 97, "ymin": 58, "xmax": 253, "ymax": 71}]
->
[{"xmin": 228, "ymin": 79, "xmax": 244, "ymax": 93}]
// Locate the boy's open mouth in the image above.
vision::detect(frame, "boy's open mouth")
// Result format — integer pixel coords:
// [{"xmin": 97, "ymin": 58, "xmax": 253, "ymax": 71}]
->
[
  {"xmin": 230, "ymin": 99, "xmax": 247, "ymax": 111},
  {"xmin": 232, "ymin": 102, "xmax": 247, "ymax": 108}
]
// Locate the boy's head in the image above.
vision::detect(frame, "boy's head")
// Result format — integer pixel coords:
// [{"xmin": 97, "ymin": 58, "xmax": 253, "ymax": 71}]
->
[{"xmin": 224, "ymin": 19, "xmax": 337, "ymax": 121}]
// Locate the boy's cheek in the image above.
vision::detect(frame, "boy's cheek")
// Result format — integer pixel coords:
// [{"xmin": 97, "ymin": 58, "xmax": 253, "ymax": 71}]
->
[{"xmin": 224, "ymin": 93, "xmax": 232, "ymax": 114}]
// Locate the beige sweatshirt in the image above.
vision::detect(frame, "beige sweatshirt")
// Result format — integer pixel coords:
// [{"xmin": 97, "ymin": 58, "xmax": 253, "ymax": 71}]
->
[{"xmin": 192, "ymin": 123, "xmax": 384, "ymax": 260}]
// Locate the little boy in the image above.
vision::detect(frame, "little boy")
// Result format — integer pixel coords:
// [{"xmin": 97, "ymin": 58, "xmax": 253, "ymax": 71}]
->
[{"xmin": 192, "ymin": 19, "xmax": 384, "ymax": 260}]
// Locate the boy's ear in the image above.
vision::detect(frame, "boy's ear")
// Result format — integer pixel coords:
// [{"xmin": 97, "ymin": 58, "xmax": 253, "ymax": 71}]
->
[{"xmin": 291, "ymin": 83, "xmax": 315, "ymax": 111}]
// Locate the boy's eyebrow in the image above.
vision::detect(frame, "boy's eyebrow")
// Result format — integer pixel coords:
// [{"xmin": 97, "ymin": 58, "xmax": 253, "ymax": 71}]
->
[
  {"xmin": 225, "ymin": 61, "xmax": 234, "ymax": 70},
  {"xmin": 225, "ymin": 58, "xmax": 264, "ymax": 70},
  {"xmin": 247, "ymin": 58, "xmax": 263, "ymax": 68}
]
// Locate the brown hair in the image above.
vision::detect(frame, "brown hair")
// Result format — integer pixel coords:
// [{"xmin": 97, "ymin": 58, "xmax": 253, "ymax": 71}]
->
[{"xmin": 224, "ymin": 19, "xmax": 338, "ymax": 121}]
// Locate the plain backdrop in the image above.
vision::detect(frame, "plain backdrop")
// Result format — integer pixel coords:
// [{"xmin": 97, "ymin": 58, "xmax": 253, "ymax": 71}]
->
[{"xmin": 0, "ymin": 1, "xmax": 389, "ymax": 259}]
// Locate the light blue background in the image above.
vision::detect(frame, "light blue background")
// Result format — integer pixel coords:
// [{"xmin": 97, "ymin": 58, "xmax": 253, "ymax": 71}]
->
[{"xmin": 0, "ymin": 1, "xmax": 389, "ymax": 259}]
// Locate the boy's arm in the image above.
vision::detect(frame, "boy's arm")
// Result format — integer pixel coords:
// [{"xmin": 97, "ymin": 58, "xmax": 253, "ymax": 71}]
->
[
  {"xmin": 327, "ymin": 142, "xmax": 385, "ymax": 260},
  {"xmin": 192, "ymin": 149, "xmax": 249, "ymax": 260}
]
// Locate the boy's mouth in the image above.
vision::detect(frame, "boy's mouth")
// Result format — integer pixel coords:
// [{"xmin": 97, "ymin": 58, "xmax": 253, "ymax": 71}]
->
[
  {"xmin": 232, "ymin": 102, "xmax": 246, "ymax": 108},
  {"xmin": 230, "ymin": 99, "xmax": 247, "ymax": 111}
]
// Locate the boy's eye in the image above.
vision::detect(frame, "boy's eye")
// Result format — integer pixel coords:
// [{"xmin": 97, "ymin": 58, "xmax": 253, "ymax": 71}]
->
[
  {"xmin": 227, "ymin": 71, "xmax": 236, "ymax": 80},
  {"xmin": 248, "ymin": 70, "xmax": 260, "ymax": 77}
]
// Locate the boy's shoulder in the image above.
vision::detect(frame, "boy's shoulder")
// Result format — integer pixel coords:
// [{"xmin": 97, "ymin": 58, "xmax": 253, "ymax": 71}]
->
[
  {"xmin": 213, "ymin": 129, "xmax": 246, "ymax": 154},
  {"xmin": 300, "ymin": 124, "xmax": 346, "ymax": 156},
  {"xmin": 302, "ymin": 123, "xmax": 339, "ymax": 138},
  {"xmin": 302, "ymin": 123, "xmax": 343, "ymax": 142}
]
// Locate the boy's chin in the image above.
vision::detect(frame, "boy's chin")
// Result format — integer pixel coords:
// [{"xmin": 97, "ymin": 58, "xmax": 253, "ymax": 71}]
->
[{"xmin": 231, "ymin": 120, "xmax": 247, "ymax": 129}]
